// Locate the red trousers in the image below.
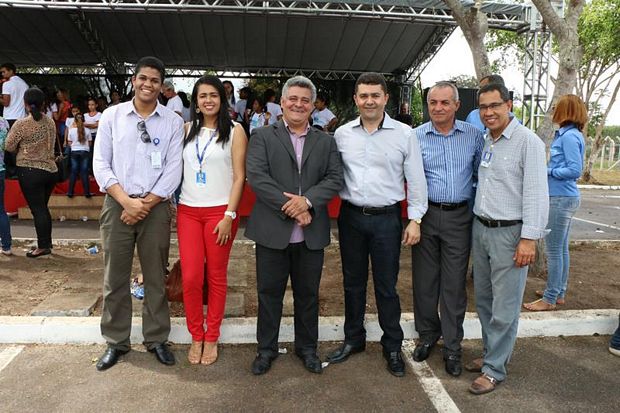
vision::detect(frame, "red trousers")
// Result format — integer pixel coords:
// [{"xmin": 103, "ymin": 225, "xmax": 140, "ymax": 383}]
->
[{"xmin": 177, "ymin": 204, "xmax": 238, "ymax": 342}]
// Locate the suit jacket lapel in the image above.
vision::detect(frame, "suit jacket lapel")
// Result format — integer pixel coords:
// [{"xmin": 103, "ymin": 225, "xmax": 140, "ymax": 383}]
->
[
  {"xmin": 301, "ymin": 127, "xmax": 320, "ymax": 169},
  {"xmin": 274, "ymin": 121, "xmax": 297, "ymax": 164}
]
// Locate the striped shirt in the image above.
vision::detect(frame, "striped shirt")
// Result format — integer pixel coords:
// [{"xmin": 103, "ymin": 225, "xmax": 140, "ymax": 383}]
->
[
  {"xmin": 473, "ymin": 117, "xmax": 549, "ymax": 240},
  {"xmin": 415, "ymin": 120, "xmax": 484, "ymax": 203},
  {"xmin": 93, "ymin": 100, "xmax": 184, "ymax": 198}
]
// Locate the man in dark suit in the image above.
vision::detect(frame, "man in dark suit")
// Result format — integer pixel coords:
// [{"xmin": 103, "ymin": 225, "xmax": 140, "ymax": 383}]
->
[{"xmin": 245, "ymin": 76, "xmax": 343, "ymax": 375}]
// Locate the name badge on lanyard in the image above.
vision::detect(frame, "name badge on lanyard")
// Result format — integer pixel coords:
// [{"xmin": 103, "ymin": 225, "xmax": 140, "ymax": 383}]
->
[
  {"xmin": 195, "ymin": 129, "xmax": 218, "ymax": 188},
  {"xmin": 151, "ymin": 151, "xmax": 162, "ymax": 169},
  {"xmin": 480, "ymin": 145, "xmax": 493, "ymax": 168}
]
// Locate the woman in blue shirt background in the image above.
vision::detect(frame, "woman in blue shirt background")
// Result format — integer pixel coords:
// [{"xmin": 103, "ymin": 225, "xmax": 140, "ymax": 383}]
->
[{"xmin": 524, "ymin": 94, "xmax": 587, "ymax": 311}]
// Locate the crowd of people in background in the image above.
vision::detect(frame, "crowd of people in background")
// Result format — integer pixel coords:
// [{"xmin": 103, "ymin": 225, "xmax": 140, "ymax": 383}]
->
[{"xmin": 1, "ymin": 58, "xmax": 619, "ymax": 395}]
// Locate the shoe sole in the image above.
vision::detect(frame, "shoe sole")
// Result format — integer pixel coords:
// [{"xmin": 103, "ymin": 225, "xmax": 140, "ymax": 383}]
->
[{"xmin": 609, "ymin": 347, "xmax": 620, "ymax": 357}]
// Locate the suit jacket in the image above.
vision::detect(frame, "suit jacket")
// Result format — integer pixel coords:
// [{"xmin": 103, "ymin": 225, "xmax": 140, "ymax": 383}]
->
[{"xmin": 245, "ymin": 120, "xmax": 343, "ymax": 250}]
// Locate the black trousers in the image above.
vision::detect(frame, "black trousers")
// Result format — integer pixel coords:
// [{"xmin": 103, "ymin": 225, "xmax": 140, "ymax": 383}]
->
[
  {"xmin": 3, "ymin": 119, "xmax": 17, "ymax": 178},
  {"xmin": 256, "ymin": 242, "xmax": 324, "ymax": 357},
  {"xmin": 411, "ymin": 203, "xmax": 472, "ymax": 355},
  {"xmin": 17, "ymin": 167, "xmax": 56, "ymax": 249},
  {"xmin": 338, "ymin": 202, "xmax": 404, "ymax": 352}
]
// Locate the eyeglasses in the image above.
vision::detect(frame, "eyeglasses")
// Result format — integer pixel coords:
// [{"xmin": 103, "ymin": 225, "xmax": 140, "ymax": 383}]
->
[
  {"xmin": 479, "ymin": 102, "xmax": 506, "ymax": 112},
  {"xmin": 137, "ymin": 120, "xmax": 151, "ymax": 143}
]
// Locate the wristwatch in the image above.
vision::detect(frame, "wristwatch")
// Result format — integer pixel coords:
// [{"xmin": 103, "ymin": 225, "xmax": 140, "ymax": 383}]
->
[
  {"xmin": 224, "ymin": 211, "xmax": 237, "ymax": 220},
  {"xmin": 413, "ymin": 218, "xmax": 422, "ymax": 225}
]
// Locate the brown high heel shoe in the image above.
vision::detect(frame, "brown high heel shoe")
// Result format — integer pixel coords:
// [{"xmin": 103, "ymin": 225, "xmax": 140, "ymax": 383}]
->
[
  {"xmin": 201, "ymin": 341, "xmax": 218, "ymax": 365},
  {"xmin": 188, "ymin": 341, "xmax": 203, "ymax": 365}
]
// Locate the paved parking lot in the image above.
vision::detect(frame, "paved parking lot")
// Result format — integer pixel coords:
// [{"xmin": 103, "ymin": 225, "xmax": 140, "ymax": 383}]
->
[{"xmin": 1, "ymin": 336, "xmax": 618, "ymax": 412}]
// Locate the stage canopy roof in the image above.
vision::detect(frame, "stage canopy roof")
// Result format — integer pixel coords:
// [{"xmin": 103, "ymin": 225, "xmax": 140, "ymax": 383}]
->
[{"xmin": 0, "ymin": 0, "xmax": 531, "ymax": 80}]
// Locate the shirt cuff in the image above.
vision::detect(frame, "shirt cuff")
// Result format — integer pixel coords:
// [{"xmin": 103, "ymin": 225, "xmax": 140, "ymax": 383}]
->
[
  {"xmin": 100, "ymin": 177, "xmax": 120, "ymax": 193},
  {"xmin": 407, "ymin": 206, "xmax": 424, "ymax": 221},
  {"xmin": 521, "ymin": 224, "xmax": 550, "ymax": 240}
]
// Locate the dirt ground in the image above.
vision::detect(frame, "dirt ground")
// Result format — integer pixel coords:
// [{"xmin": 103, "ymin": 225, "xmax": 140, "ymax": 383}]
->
[{"xmin": 1, "ymin": 241, "xmax": 619, "ymax": 317}]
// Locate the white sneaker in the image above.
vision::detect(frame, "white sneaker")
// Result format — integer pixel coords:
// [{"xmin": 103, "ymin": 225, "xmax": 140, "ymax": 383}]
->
[
  {"xmin": 610, "ymin": 346, "xmax": 620, "ymax": 357},
  {"xmin": 0, "ymin": 249, "xmax": 12, "ymax": 256}
]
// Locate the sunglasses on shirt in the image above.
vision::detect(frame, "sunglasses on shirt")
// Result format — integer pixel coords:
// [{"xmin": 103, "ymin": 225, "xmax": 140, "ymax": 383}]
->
[{"xmin": 137, "ymin": 120, "xmax": 151, "ymax": 143}]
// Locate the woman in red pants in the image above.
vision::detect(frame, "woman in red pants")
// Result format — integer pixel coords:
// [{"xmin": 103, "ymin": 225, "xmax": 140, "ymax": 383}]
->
[{"xmin": 178, "ymin": 76, "xmax": 247, "ymax": 365}]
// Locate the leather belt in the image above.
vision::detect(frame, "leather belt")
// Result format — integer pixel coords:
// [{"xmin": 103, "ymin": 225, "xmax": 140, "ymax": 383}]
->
[
  {"xmin": 343, "ymin": 200, "xmax": 400, "ymax": 216},
  {"xmin": 129, "ymin": 194, "xmax": 147, "ymax": 199},
  {"xmin": 476, "ymin": 216, "xmax": 523, "ymax": 228},
  {"xmin": 428, "ymin": 200, "xmax": 468, "ymax": 211}
]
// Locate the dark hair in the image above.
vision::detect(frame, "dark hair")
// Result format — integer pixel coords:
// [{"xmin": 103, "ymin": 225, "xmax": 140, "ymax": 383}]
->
[
  {"xmin": 223, "ymin": 80, "xmax": 236, "ymax": 105},
  {"xmin": 24, "ymin": 87, "xmax": 46, "ymax": 121},
  {"xmin": 478, "ymin": 83, "xmax": 511, "ymax": 102},
  {"xmin": 177, "ymin": 91, "xmax": 190, "ymax": 108},
  {"xmin": 134, "ymin": 56, "xmax": 165, "ymax": 82},
  {"xmin": 316, "ymin": 92, "xmax": 329, "ymax": 105},
  {"xmin": 186, "ymin": 75, "xmax": 233, "ymax": 147},
  {"xmin": 264, "ymin": 89, "xmax": 276, "ymax": 102},
  {"xmin": 1, "ymin": 63, "xmax": 16, "ymax": 73},
  {"xmin": 480, "ymin": 74, "xmax": 505, "ymax": 86},
  {"xmin": 355, "ymin": 72, "xmax": 387, "ymax": 94},
  {"xmin": 249, "ymin": 96, "xmax": 265, "ymax": 112},
  {"xmin": 74, "ymin": 113, "xmax": 86, "ymax": 144}
]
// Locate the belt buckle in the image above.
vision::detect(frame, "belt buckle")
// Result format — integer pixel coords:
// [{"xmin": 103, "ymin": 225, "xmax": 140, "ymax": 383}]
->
[{"xmin": 362, "ymin": 206, "xmax": 372, "ymax": 216}]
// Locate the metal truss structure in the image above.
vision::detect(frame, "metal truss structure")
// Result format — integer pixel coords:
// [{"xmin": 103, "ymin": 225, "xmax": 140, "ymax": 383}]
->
[
  {"xmin": 0, "ymin": 1, "xmax": 529, "ymax": 31},
  {"xmin": 521, "ymin": 6, "xmax": 553, "ymax": 130},
  {"xmin": 2, "ymin": 0, "xmax": 543, "ymax": 95}
]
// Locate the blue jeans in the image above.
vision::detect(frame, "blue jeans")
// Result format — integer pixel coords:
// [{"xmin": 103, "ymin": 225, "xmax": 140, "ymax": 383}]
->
[
  {"xmin": 0, "ymin": 171, "xmax": 12, "ymax": 251},
  {"xmin": 68, "ymin": 151, "xmax": 90, "ymax": 196},
  {"xmin": 543, "ymin": 196, "xmax": 580, "ymax": 304}
]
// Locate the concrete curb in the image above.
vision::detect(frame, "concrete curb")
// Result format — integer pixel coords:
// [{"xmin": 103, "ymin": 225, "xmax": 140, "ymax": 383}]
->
[
  {"xmin": 577, "ymin": 184, "xmax": 620, "ymax": 190},
  {"xmin": 0, "ymin": 310, "xmax": 617, "ymax": 345}
]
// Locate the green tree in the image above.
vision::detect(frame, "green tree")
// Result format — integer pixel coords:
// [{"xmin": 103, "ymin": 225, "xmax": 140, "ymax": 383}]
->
[{"xmin": 577, "ymin": 0, "xmax": 620, "ymax": 182}]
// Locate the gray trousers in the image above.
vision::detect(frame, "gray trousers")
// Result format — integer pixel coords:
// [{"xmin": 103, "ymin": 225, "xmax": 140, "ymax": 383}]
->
[
  {"xmin": 99, "ymin": 195, "xmax": 172, "ymax": 351},
  {"xmin": 472, "ymin": 219, "xmax": 528, "ymax": 382},
  {"xmin": 411, "ymin": 204, "xmax": 471, "ymax": 355}
]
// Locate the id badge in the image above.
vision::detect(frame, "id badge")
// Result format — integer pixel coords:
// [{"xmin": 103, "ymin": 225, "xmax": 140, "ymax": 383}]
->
[
  {"xmin": 196, "ymin": 171, "xmax": 206, "ymax": 187},
  {"xmin": 480, "ymin": 150, "xmax": 492, "ymax": 168},
  {"xmin": 151, "ymin": 151, "xmax": 162, "ymax": 169}
]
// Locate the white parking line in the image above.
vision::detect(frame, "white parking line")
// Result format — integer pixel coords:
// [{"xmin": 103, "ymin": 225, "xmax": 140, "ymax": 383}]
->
[
  {"xmin": 573, "ymin": 217, "xmax": 620, "ymax": 231},
  {"xmin": 0, "ymin": 345, "xmax": 24, "ymax": 373},
  {"xmin": 403, "ymin": 341, "xmax": 461, "ymax": 413}
]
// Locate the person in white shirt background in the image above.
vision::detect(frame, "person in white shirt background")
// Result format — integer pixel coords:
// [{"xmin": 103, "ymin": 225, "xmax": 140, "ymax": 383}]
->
[
  {"xmin": 162, "ymin": 80, "xmax": 184, "ymax": 117},
  {"xmin": 264, "ymin": 89, "xmax": 282, "ymax": 125},
  {"xmin": 311, "ymin": 92, "xmax": 338, "ymax": 132}
]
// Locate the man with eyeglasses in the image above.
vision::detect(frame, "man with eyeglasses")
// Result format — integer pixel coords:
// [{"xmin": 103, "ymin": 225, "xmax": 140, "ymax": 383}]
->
[
  {"xmin": 410, "ymin": 82, "xmax": 484, "ymax": 377},
  {"xmin": 93, "ymin": 56, "xmax": 184, "ymax": 371},
  {"xmin": 466, "ymin": 83, "xmax": 548, "ymax": 395}
]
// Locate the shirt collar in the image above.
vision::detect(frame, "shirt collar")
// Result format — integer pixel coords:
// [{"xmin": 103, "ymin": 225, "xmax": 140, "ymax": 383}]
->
[
  {"xmin": 123, "ymin": 99, "xmax": 164, "ymax": 120},
  {"xmin": 487, "ymin": 116, "xmax": 519, "ymax": 141},
  {"xmin": 354, "ymin": 112, "xmax": 394, "ymax": 130},
  {"xmin": 558, "ymin": 123, "xmax": 577, "ymax": 136},
  {"xmin": 283, "ymin": 119, "xmax": 310, "ymax": 137},
  {"xmin": 426, "ymin": 119, "xmax": 464, "ymax": 136}
]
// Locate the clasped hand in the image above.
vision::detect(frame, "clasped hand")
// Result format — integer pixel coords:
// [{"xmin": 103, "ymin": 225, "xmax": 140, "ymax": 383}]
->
[
  {"xmin": 282, "ymin": 192, "xmax": 312, "ymax": 227},
  {"xmin": 120, "ymin": 198, "xmax": 152, "ymax": 225}
]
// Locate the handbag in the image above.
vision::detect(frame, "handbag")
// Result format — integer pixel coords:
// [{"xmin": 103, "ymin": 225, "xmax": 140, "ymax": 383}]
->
[
  {"xmin": 54, "ymin": 134, "xmax": 70, "ymax": 183},
  {"xmin": 165, "ymin": 259, "xmax": 208, "ymax": 304}
]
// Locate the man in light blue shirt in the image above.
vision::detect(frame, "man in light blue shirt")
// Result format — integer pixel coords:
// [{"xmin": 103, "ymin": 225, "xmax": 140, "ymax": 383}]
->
[
  {"xmin": 465, "ymin": 75, "xmax": 512, "ymax": 131},
  {"xmin": 411, "ymin": 82, "xmax": 484, "ymax": 377},
  {"xmin": 327, "ymin": 72, "xmax": 427, "ymax": 377},
  {"xmin": 93, "ymin": 56, "xmax": 184, "ymax": 371}
]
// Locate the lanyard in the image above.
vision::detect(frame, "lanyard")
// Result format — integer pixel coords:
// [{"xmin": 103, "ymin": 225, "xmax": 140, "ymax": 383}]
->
[{"xmin": 195, "ymin": 128, "xmax": 218, "ymax": 172}]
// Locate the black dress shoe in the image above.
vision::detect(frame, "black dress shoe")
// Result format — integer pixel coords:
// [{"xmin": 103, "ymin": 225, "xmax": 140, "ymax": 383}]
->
[
  {"xmin": 412, "ymin": 341, "xmax": 435, "ymax": 362},
  {"xmin": 251, "ymin": 353, "xmax": 277, "ymax": 375},
  {"xmin": 96, "ymin": 347, "xmax": 129, "ymax": 371},
  {"xmin": 444, "ymin": 354, "xmax": 462, "ymax": 377},
  {"xmin": 326, "ymin": 343, "xmax": 365, "ymax": 364},
  {"xmin": 148, "ymin": 343, "xmax": 175, "ymax": 365},
  {"xmin": 384, "ymin": 351, "xmax": 405, "ymax": 377},
  {"xmin": 296, "ymin": 352, "xmax": 323, "ymax": 374}
]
